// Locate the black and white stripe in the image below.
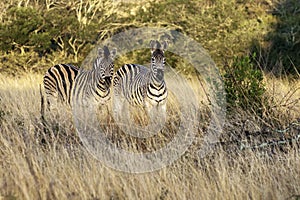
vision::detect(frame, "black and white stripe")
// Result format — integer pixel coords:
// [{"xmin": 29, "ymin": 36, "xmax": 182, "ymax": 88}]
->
[
  {"xmin": 72, "ymin": 46, "xmax": 116, "ymax": 106},
  {"xmin": 113, "ymin": 40, "xmax": 168, "ymax": 109},
  {"xmin": 43, "ymin": 63, "xmax": 79, "ymax": 109}
]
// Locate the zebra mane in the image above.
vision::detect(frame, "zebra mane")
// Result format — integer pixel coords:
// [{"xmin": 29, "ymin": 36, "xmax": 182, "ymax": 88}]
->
[
  {"xmin": 98, "ymin": 46, "xmax": 116, "ymax": 60},
  {"xmin": 156, "ymin": 41, "xmax": 161, "ymax": 49}
]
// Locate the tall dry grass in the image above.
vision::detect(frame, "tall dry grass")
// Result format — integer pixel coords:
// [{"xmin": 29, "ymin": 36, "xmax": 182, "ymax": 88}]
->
[{"xmin": 0, "ymin": 73, "xmax": 300, "ymax": 199}]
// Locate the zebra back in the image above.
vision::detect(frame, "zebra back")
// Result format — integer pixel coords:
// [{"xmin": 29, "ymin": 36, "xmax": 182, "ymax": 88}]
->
[{"xmin": 43, "ymin": 63, "xmax": 79, "ymax": 108}]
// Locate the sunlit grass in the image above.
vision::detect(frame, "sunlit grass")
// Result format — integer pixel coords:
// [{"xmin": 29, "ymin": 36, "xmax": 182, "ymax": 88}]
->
[{"xmin": 0, "ymin": 74, "xmax": 299, "ymax": 199}]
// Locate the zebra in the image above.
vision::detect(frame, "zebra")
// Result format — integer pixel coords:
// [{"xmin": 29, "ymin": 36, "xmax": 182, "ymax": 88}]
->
[
  {"xmin": 43, "ymin": 63, "xmax": 79, "ymax": 110},
  {"xmin": 113, "ymin": 40, "xmax": 168, "ymax": 134},
  {"xmin": 72, "ymin": 46, "xmax": 116, "ymax": 107}
]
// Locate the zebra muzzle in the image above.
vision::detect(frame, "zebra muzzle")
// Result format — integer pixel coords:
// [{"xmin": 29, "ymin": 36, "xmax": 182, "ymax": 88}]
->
[
  {"xmin": 104, "ymin": 76, "xmax": 112, "ymax": 86},
  {"xmin": 156, "ymin": 69, "xmax": 164, "ymax": 80}
]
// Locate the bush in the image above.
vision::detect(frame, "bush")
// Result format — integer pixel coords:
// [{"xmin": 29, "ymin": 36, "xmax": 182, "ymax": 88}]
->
[
  {"xmin": 0, "ymin": 0, "xmax": 298, "ymax": 76},
  {"xmin": 251, "ymin": 0, "xmax": 300, "ymax": 75},
  {"xmin": 224, "ymin": 54, "xmax": 266, "ymax": 114},
  {"xmin": 0, "ymin": 3, "xmax": 117, "ymax": 74},
  {"xmin": 0, "ymin": 7, "xmax": 47, "ymax": 53}
]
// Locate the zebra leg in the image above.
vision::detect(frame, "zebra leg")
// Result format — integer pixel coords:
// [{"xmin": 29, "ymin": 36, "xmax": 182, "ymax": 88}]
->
[
  {"xmin": 97, "ymin": 104, "xmax": 110, "ymax": 125},
  {"xmin": 112, "ymin": 94, "xmax": 137, "ymax": 134},
  {"xmin": 44, "ymin": 91, "xmax": 59, "ymax": 111},
  {"xmin": 146, "ymin": 102, "xmax": 167, "ymax": 133},
  {"xmin": 112, "ymin": 94, "xmax": 127, "ymax": 125},
  {"xmin": 39, "ymin": 84, "xmax": 51, "ymax": 143}
]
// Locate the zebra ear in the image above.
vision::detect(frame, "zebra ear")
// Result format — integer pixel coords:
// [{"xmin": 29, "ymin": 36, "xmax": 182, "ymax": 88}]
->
[
  {"xmin": 150, "ymin": 40, "xmax": 157, "ymax": 53},
  {"xmin": 98, "ymin": 48, "xmax": 104, "ymax": 58},
  {"xmin": 161, "ymin": 41, "xmax": 168, "ymax": 51},
  {"xmin": 110, "ymin": 48, "xmax": 117, "ymax": 59}
]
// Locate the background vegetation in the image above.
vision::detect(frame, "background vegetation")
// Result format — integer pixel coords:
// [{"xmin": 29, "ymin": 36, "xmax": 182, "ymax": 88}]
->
[
  {"xmin": 0, "ymin": 0, "xmax": 299, "ymax": 76},
  {"xmin": 0, "ymin": 0, "xmax": 300, "ymax": 199}
]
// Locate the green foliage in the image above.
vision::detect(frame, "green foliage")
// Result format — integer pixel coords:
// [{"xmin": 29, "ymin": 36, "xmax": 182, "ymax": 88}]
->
[
  {"xmin": 252, "ymin": 0, "xmax": 300, "ymax": 75},
  {"xmin": 0, "ymin": 7, "xmax": 45, "ymax": 52},
  {"xmin": 0, "ymin": 5, "xmax": 100, "ymax": 55},
  {"xmin": 0, "ymin": 3, "xmax": 115, "ymax": 74},
  {"xmin": 224, "ymin": 54, "xmax": 266, "ymax": 113},
  {"xmin": 0, "ymin": 0, "xmax": 299, "ymax": 76}
]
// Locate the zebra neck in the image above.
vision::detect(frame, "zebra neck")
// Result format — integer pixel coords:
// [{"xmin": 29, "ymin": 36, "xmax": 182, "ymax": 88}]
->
[
  {"xmin": 147, "ymin": 70, "xmax": 167, "ymax": 104},
  {"xmin": 149, "ymin": 72, "xmax": 164, "ymax": 88},
  {"xmin": 91, "ymin": 70, "xmax": 108, "ymax": 90},
  {"xmin": 90, "ymin": 69, "xmax": 101, "ymax": 82},
  {"xmin": 150, "ymin": 68, "xmax": 164, "ymax": 85}
]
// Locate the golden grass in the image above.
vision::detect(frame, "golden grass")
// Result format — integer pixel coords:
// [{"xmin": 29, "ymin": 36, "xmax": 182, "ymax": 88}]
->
[
  {"xmin": 0, "ymin": 74, "xmax": 300, "ymax": 199},
  {"xmin": 265, "ymin": 75, "xmax": 300, "ymax": 114}
]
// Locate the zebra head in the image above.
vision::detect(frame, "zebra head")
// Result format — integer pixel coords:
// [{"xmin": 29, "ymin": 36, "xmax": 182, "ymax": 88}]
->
[
  {"xmin": 150, "ymin": 40, "xmax": 168, "ymax": 81},
  {"xmin": 93, "ymin": 46, "xmax": 117, "ymax": 85}
]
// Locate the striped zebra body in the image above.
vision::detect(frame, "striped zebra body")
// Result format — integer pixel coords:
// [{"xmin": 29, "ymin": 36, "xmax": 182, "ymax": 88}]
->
[
  {"xmin": 72, "ymin": 46, "xmax": 116, "ymax": 106},
  {"xmin": 72, "ymin": 68, "xmax": 111, "ymax": 105},
  {"xmin": 43, "ymin": 63, "xmax": 79, "ymax": 109},
  {"xmin": 114, "ymin": 64, "xmax": 150, "ymax": 105},
  {"xmin": 113, "ymin": 40, "xmax": 168, "ymax": 115}
]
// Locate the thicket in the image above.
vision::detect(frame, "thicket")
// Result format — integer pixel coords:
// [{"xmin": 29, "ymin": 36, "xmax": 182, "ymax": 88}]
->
[
  {"xmin": 0, "ymin": 0, "xmax": 299, "ymax": 114},
  {"xmin": 0, "ymin": 0, "xmax": 299, "ymax": 75},
  {"xmin": 224, "ymin": 54, "xmax": 266, "ymax": 114}
]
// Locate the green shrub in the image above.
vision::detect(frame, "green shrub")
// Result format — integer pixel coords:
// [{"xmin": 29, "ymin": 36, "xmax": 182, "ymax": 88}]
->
[
  {"xmin": 252, "ymin": 0, "xmax": 300, "ymax": 75},
  {"xmin": 0, "ymin": 0, "xmax": 298, "ymax": 76},
  {"xmin": 224, "ymin": 54, "xmax": 266, "ymax": 114},
  {"xmin": 0, "ymin": 7, "xmax": 55, "ymax": 54}
]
